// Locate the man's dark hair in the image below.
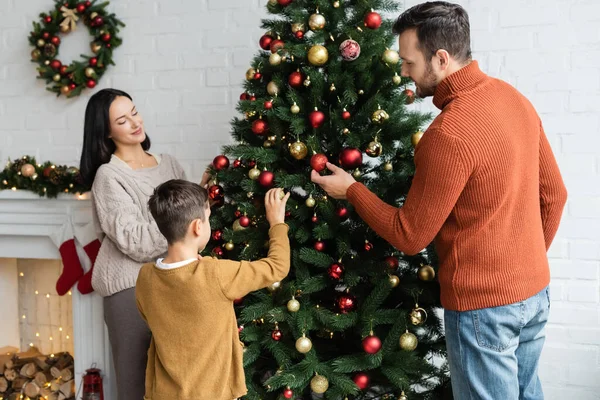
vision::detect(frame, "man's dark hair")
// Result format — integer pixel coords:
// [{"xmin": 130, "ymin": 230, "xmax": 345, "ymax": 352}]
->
[
  {"xmin": 148, "ymin": 179, "xmax": 209, "ymax": 244},
  {"xmin": 393, "ymin": 1, "xmax": 472, "ymax": 63}
]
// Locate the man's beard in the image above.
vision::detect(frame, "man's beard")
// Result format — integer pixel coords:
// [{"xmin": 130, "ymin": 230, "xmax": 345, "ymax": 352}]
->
[{"xmin": 415, "ymin": 62, "xmax": 438, "ymax": 98}]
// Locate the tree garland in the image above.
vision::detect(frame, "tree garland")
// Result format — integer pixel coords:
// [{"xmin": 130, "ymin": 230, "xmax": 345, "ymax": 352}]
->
[
  {"xmin": 0, "ymin": 156, "xmax": 90, "ymax": 198},
  {"xmin": 28, "ymin": 0, "xmax": 125, "ymax": 98}
]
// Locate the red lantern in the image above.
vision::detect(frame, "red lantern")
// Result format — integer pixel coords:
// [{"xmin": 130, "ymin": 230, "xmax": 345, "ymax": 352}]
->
[
  {"xmin": 259, "ymin": 34, "xmax": 274, "ymax": 50},
  {"xmin": 328, "ymin": 263, "xmax": 344, "ymax": 280},
  {"xmin": 362, "ymin": 334, "xmax": 382, "ymax": 354},
  {"xmin": 82, "ymin": 368, "xmax": 104, "ymax": 400},
  {"xmin": 258, "ymin": 170, "xmax": 275, "ymax": 189},
  {"xmin": 364, "ymin": 11, "xmax": 382, "ymax": 29},
  {"xmin": 353, "ymin": 372, "xmax": 370, "ymax": 390},
  {"xmin": 288, "ymin": 71, "xmax": 304, "ymax": 88},
  {"xmin": 309, "ymin": 109, "xmax": 325, "ymax": 128},
  {"xmin": 212, "ymin": 155, "xmax": 230, "ymax": 171},
  {"xmin": 310, "ymin": 153, "xmax": 328, "ymax": 172},
  {"xmin": 252, "ymin": 119, "xmax": 268, "ymax": 135},
  {"xmin": 339, "ymin": 148, "xmax": 362, "ymax": 169}
]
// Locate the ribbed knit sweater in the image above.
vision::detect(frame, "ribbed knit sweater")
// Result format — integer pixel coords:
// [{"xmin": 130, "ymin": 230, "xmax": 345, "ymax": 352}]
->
[
  {"xmin": 347, "ymin": 61, "xmax": 567, "ymax": 311},
  {"xmin": 91, "ymin": 153, "xmax": 186, "ymax": 297}
]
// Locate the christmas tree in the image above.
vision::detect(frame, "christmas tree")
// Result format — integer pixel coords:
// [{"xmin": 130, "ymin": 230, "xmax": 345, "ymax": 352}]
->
[{"xmin": 204, "ymin": 0, "xmax": 450, "ymax": 398}]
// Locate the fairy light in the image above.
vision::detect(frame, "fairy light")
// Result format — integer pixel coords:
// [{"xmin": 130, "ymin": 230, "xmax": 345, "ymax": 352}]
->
[
  {"xmin": 19, "ymin": 272, "xmax": 24, "ymax": 277},
  {"xmin": 59, "ymin": 327, "xmax": 63, "ymax": 331},
  {"xmin": 46, "ymin": 293, "xmax": 50, "ymax": 298},
  {"xmin": 36, "ymin": 332, "xmax": 40, "ymax": 337},
  {"xmin": 68, "ymin": 291, "xmax": 72, "ymax": 296},
  {"xmin": 35, "ymin": 290, "xmax": 39, "ymax": 295},
  {"xmin": 66, "ymin": 335, "xmax": 70, "ymax": 340},
  {"xmin": 22, "ymin": 315, "xmax": 26, "ymax": 319}
]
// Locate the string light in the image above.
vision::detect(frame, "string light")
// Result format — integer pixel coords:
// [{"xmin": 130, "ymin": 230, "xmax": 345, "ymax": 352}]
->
[
  {"xmin": 35, "ymin": 290, "xmax": 39, "ymax": 295},
  {"xmin": 22, "ymin": 315, "xmax": 26, "ymax": 319},
  {"xmin": 19, "ymin": 272, "xmax": 24, "ymax": 277},
  {"xmin": 59, "ymin": 327, "xmax": 63, "ymax": 331},
  {"xmin": 36, "ymin": 332, "xmax": 40, "ymax": 337},
  {"xmin": 68, "ymin": 291, "xmax": 72, "ymax": 296},
  {"xmin": 46, "ymin": 293, "xmax": 50, "ymax": 298}
]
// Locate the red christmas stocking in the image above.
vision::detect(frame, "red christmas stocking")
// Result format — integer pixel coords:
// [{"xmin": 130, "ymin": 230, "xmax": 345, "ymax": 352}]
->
[
  {"xmin": 75, "ymin": 222, "xmax": 101, "ymax": 295},
  {"xmin": 51, "ymin": 219, "xmax": 84, "ymax": 296}
]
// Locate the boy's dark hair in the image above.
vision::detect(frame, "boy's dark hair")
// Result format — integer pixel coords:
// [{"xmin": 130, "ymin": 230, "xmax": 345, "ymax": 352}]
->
[
  {"xmin": 148, "ymin": 179, "xmax": 209, "ymax": 244},
  {"xmin": 393, "ymin": 1, "xmax": 472, "ymax": 63}
]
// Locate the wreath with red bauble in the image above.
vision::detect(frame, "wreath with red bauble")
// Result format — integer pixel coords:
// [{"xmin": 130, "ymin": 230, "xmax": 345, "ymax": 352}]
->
[{"xmin": 28, "ymin": 0, "xmax": 125, "ymax": 98}]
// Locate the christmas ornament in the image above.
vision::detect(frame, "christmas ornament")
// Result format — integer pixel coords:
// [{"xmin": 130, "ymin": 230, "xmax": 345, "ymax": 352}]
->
[
  {"xmin": 225, "ymin": 241, "xmax": 235, "ymax": 251},
  {"xmin": 287, "ymin": 297, "xmax": 300, "ymax": 312},
  {"xmin": 339, "ymin": 39, "xmax": 361, "ymax": 61},
  {"xmin": 389, "ymin": 274, "xmax": 400, "ymax": 288},
  {"xmin": 290, "ymin": 103, "xmax": 300, "ymax": 114},
  {"xmin": 270, "ymin": 39, "xmax": 285, "ymax": 53},
  {"xmin": 311, "ymin": 213, "xmax": 318, "ymax": 223},
  {"xmin": 277, "ymin": 0, "xmax": 293, "ymax": 5},
  {"xmin": 245, "ymin": 67, "xmax": 256, "ymax": 81},
  {"xmin": 295, "ymin": 334, "xmax": 312, "ymax": 353},
  {"xmin": 308, "ymin": 12, "xmax": 326, "ymax": 31},
  {"xmin": 337, "ymin": 207, "xmax": 348, "ymax": 219},
  {"xmin": 61, "ymin": 85, "xmax": 71, "ymax": 95},
  {"xmin": 305, "ymin": 194, "xmax": 316, "ymax": 208},
  {"xmin": 366, "ymin": 138, "xmax": 383, "ymax": 157},
  {"xmin": 283, "ymin": 387, "xmax": 293, "ymax": 399},
  {"xmin": 383, "ymin": 162, "xmax": 393, "ymax": 171},
  {"xmin": 268, "ymin": 281, "xmax": 281, "ymax": 292},
  {"xmin": 239, "ymin": 215, "xmax": 251, "ymax": 228},
  {"xmin": 101, "ymin": 32, "xmax": 111, "ymax": 42},
  {"xmin": 213, "ymin": 246, "xmax": 224, "ymax": 256},
  {"xmin": 53, "ymin": 73, "xmax": 61, "ymax": 82},
  {"xmin": 208, "ymin": 185, "xmax": 224, "ymax": 202},
  {"xmin": 233, "ymin": 158, "xmax": 242, "ymax": 168},
  {"xmin": 259, "ymin": 34, "xmax": 274, "ymax": 50},
  {"xmin": 399, "ymin": 391, "xmax": 408, "ymax": 400},
  {"xmin": 362, "ymin": 333, "xmax": 382, "ymax": 354},
  {"xmin": 267, "ymin": 81, "xmax": 280, "ymax": 96},
  {"xmin": 269, "ymin": 53, "xmax": 282, "ymax": 66},
  {"xmin": 309, "ymin": 108, "xmax": 325, "ymax": 128},
  {"xmin": 314, "ymin": 240, "xmax": 325, "ymax": 252},
  {"xmin": 264, "ymin": 100, "xmax": 273, "ymax": 109},
  {"xmin": 404, "ymin": 88, "xmax": 415, "ymax": 104},
  {"xmin": 418, "ymin": 265, "xmax": 435, "ymax": 281},
  {"xmin": 90, "ymin": 42, "xmax": 102, "ymax": 53},
  {"xmin": 291, "ymin": 22, "xmax": 305, "ymax": 33},
  {"xmin": 310, "ymin": 153, "xmax": 328, "ymax": 172},
  {"xmin": 337, "ymin": 293, "xmax": 356, "ymax": 313},
  {"xmin": 271, "ymin": 324, "xmax": 282, "ymax": 341},
  {"xmin": 248, "ymin": 166, "xmax": 261, "ymax": 180},
  {"xmin": 399, "ymin": 330, "xmax": 418, "ymax": 351},
  {"xmin": 385, "ymin": 256, "xmax": 399, "ymax": 270},
  {"xmin": 86, "ymin": 79, "xmax": 97, "ymax": 89},
  {"xmin": 303, "ymin": 76, "xmax": 311, "ymax": 87},
  {"xmin": 44, "ymin": 43, "xmax": 57, "ymax": 57},
  {"xmin": 339, "ymin": 148, "xmax": 362, "ymax": 169},
  {"xmin": 372, "ymin": 108, "xmax": 390, "ymax": 124},
  {"xmin": 308, "ymin": 45, "xmax": 329, "ymax": 66},
  {"xmin": 288, "ymin": 71, "xmax": 304, "ymax": 88},
  {"xmin": 330, "ymin": 83, "xmax": 337, "ymax": 92},
  {"xmin": 364, "ymin": 11, "xmax": 382, "ymax": 29},
  {"xmin": 353, "ymin": 372, "xmax": 370, "ymax": 390},
  {"xmin": 410, "ymin": 305, "xmax": 427, "ymax": 326},
  {"xmin": 342, "ymin": 108, "xmax": 351, "ymax": 119},
  {"xmin": 310, "ymin": 375, "xmax": 329, "ymax": 394},
  {"xmin": 412, "ymin": 131, "xmax": 424, "ymax": 147},
  {"xmin": 252, "ymin": 119, "xmax": 268, "ymax": 135},
  {"xmin": 382, "ymin": 49, "xmax": 400, "ymax": 64},
  {"xmin": 258, "ymin": 170, "xmax": 275, "ymax": 188},
  {"xmin": 254, "ymin": 70, "xmax": 262, "ymax": 80},
  {"xmin": 212, "ymin": 230, "xmax": 223, "ymax": 241},
  {"xmin": 364, "ymin": 240, "xmax": 373, "ymax": 251},
  {"xmin": 327, "ymin": 262, "xmax": 344, "ymax": 280},
  {"xmin": 31, "ymin": 49, "xmax": 41, "ymax": 61},
  {"xmin": 295, "ymin": 30, "xmax": 304, "ymax": 39},
  {"xmin": 290, "ymin": 141, "xmax": 308, "ymax": 160},
  {"xmin": 84, "ymin": 67, "xmax": 95, "ymax": 78},
  {"xmin": 51, "ymin": 36, "xmax": 61, "ymax": 46},
  {"xmin": 76, "ymin": 3, "xmax": 86, "ymax": 13},
  {"xmin": 352, "ymin": 168, "xmax": 362, "ymax": 179},
  {"xmin": 20, "ymin": 164, "xmax": 35, "ymax": 178},
  {"xmin": 393, "ymin": 73, "xmax": 402, "ymax": 85},
  {"xmin": 212, "ymin": 155, "xmax": 229, "ymax": 170},
  {"xmin": 50, "ymin": 59, "xmax": 62, "ymax": 70},
  {"xmin": 92, "ymin": 16, "xmax": 104, "ymax": 27},
  {"xmin": 333, "ymin": 0, "xmax": 340, "ymax": 7}
]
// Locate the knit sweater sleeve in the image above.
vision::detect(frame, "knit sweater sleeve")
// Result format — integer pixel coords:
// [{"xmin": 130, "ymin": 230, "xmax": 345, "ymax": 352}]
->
[
  {"xmin": 347, "ymin": 129, "xmax": 471, "ymax": 255},
  {"xmin": 216, "ymin": 223, "xmax": 290, "ymax": 300},
  {"xmin": 92, "ymin": 167, "xmax": 168, "ymax": 263},
  {"xmin": 538, "ymin": 122, "xmax": 567, "ymax": 249}
]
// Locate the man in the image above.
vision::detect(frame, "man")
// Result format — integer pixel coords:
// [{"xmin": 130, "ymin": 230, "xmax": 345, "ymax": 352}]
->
[{"xmin": 311, "ymin": 2, "xmax": 567, "ymax": 399}]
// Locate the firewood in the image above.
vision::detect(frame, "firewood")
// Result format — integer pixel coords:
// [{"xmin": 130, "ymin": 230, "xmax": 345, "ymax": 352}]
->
[
  {"xmin": 60, "ymin": 367, "xmax": 73, "ymax": 382},
  {"xmin": 59, "ymin": 379, "xmax": 74, "ymax": 397},
  {"xmin": 19, "ymin": 362, "xmax": 37, "ymax": 378},
  {"xmin": 46, "ymin": 392, "xmax": 59, "ymax": 400},
  {"xmin": 4, "ymin": 368, "xmax": 16, "ymax": 381},
  {"xmin": 0, "ymin": 376, "xmax": 8, "ymax": 392},
  {"xmin": 35, "ymin": 370, "xmax": 53, "ymax": 388},
  {"xmin": 51, "ymin": 379, "xmax": 61, "ymax": 391},
  {"xmin": 7, "ymin": 393, "xmax": 20, "ymax": 400},
  {"xmin": 5, "ymin": 359, "xmax": 14, "ymax": 370},
  {"xmin": 50, "ymin": 366, "xmax": 62, "ymax": 379},
  {"xmin": 58, "ymin": 393, "xmax": 67, "ymax": 400},
  {"xmin": 24, "ymin": 381, "xmax": 41, "ymax": 398},
  {"xmin": 34, "ymin": 356, "xmax": 49, "ymax": 371},
  {"xmin": 40, "ymin": 386, "xmax": 53, "ymax": 396},
  {"xmin": 11, "ymin": 376, "xmax": 28, "ymax": 390}
]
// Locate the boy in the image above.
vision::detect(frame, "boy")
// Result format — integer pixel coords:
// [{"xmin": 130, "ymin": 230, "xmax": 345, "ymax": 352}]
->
[{"xmin": 136, "ymin": 179, "xmax": 291, "ymax": 400}]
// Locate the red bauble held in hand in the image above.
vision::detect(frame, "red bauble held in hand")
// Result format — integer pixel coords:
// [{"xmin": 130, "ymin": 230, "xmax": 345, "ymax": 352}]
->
[
  {"xmin": 208, "ymin": 185, "xmax": 224, "ymax": 201},
  {"xmin": 310, "ymin": 153, "xmax": 328, "ymax": 172}
]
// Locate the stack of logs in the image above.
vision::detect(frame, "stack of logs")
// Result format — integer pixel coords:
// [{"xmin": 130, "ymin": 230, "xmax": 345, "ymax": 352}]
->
[{"xmin": 0, "ymin": 347, "xmax": 75, "ymax": 400}]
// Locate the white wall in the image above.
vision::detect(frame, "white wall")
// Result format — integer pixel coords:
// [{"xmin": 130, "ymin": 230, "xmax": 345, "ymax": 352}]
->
[{"xmin": 0, "ymin": 0, "xmax": 598, "ymax": 398}]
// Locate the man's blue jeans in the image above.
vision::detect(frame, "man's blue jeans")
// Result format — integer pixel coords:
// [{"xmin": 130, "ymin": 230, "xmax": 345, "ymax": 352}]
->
[{"xmin": 444, "ymin": 286, "xmax": 550, "ymax": 400}]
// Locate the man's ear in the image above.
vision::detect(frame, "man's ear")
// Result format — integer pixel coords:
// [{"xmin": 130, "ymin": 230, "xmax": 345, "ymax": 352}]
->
[{"xmin": 435, "ymin": 49, "xmax": 451, "ymax": 70}]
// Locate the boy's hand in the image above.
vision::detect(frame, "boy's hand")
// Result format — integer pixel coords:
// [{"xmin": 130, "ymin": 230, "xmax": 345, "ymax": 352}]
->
[{"xmin": 265, "ymin": 188, "xmax": 290, "ymax": 226}]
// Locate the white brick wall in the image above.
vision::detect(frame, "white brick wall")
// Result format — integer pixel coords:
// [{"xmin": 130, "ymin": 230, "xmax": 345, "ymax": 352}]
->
[{"xmin": 0, "ymin": 0, "xmax": 598, "ymax": 397}]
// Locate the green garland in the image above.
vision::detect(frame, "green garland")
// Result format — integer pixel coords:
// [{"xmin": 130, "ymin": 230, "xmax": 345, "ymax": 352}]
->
[
  {"xmin": 28, "ymin": 0, "xmax": 125, "ymax": 98},
  {"xmin": 0, "ymin": 156, "xmax": 90, "ymax": 198}
]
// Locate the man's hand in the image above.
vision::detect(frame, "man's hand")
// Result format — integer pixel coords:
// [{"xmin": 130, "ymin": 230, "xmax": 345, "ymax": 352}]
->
[{"xmin": 310, "ymin": 162, "xmax": 356, "ymax": 200}]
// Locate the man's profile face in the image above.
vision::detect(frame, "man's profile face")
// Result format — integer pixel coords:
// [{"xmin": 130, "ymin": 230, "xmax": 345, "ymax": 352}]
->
[{"xmin": 399, "ymin": 29, "xmax": 440, "ymax": 98}]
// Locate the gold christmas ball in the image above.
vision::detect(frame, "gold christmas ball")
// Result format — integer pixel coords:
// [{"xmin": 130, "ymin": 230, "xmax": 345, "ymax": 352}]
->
[
  {"xmin": 389, "ymin": 275, "xmax": 400, "ymax": 288},
  {"xmin": 20, "ymin": 164, "xmax": 35, "ymax": 178},
  {"xmin": 267, "ymin": 135, "xmax": 277, "ymax": 143},
  {"xmin": 290, "ymin": 103, "xmax": 300, "ymax": 114},
  {"xmin": 60, "ymin": 24, "xmax": 70, "ymax": 33},
  {"xmin": 291, "ymin": 22, "xmax": 305, "ymax": 33},
  {"xmin": 399, "ymin": 331, "xmax": 418, "ymax": 351},
  {"xmin": 308, "ymin": 13, "xmax": 326, "ymax": 31},
  {"xmin": 245, "ymin": 67, "xmax": 256, "ymax": 81},
  {"xmin": 233, "ymin": 219, "xmax": 247, "ymax": 232},
  {"xmin": 31, "ymin": 173, "xmax": 38, "ymax": 181},
  {"xmin": 269, "ymin": 53, "xmax": 282, "ymax": 66},
  {"xmin": 410, "ymin": 307, "xmax": 427, "ymax": 326},
  {"xmin": 287, "ymin": 297, "xmax": 300, "ymax": 312},
  {"xmin": 383, "ymin": 162, "xmax": 393, "ymax": 171},
  {"xmin": 225, "ymin": 241, "xmax": 235, "ymax": 251},
  {"xmin": 53, "ymin": 74, "xmax": 61, "ymax": 82},
  {"xmin": 371, "ymin": 109, "xmax": 390, "ymax": 124},
  {"xmin": 330, "ymin": 83, "xmax": 336, "ymax": 92},
  {"xmin": 60, "ymin": 85, "xmax": 71, "ymax": 95},
  {"xmin": 352, "ymin": 169, "xmax": 362, "ymax": 179},
  {"xmin": 366, "ymin": 139, "xmax": 383, "ymax": 157},
  {"xmin": 245, "ymin": 111, "xmax": 256, "ymax": 120},
  {"xmin": 411, "ymin": 131, "xmax": 424, "ymax": 147},
  {"xmin": 249, "ymin": 166, "xmax": 261, "ymax": 180},
  {"xmin": 305, "ymin": 195, "xmax": 316, "ymax": 208},
  {"xmin": 31, "ymin": 49, "xmax": 41, "ymax": 61},
  {"xmin": 308, "ymin": 45, "xmax": 329, "ymax": 66},
  {"xmin": 267, "ymin": 281, "xmax": 281, "ymax": 292},
  {"xmin": 310, "ymin": 374, "xmax": 329, "ymax": 394},
  {"xmin": 399, "ymin": 391, "xmax": 408, "ymax": 400},
  {"xmin": 263, "ymin": 140, "xmax": 274, "ymax": 148},
  {"xmin": 418, "ymin": 265, "xmax": 435, "ymax": 281},
  {"xmin": 382, "ymin": 49, "xmax": 400, "ymax": 64},
  {"xmin": 303, "ymin": 76, "xmax": 311, "ymax": 87},
  {"xmin": 267, "ymin": 81, "xmax": 280, "ymax": 96},
  {"xmin": 90, "ymin": 42, "xmax": 102, "ymax": 54},
  {"xmin": 90, "ymin": 12, "xmax": 98, "ymax": 19},
  {"xmin": 66, "ymin": 167, "xmax": 79, "ymax": 175},
  {"xmin": 295, "ymin": 335, "xmax": 313, "ymax": 353},
  {"xmin": 393, "ymin": 73, "xmax": 402, "ymax": 85},
  {"xmin": 37, "ymin": 39, "xmax": 46, "ymax": 48},
  {"xmin": 333, "ymin": 0, "xmax": 340, "ymax": 7},
  {"xmin": 343, "ymin": 128, "xmax": 350, "ymax": 135},
  {"xmin": 290, "ymin": 141, "xmax": 308, "ymax": 160},
  {"xmin": 44, "ymin": 60, "xmax": 50, "ymax": 65},
  {"xmin": 85, "ymin": 67, "xmax": 96, "ymax": 78},
  {"xmin": 268, "ymin": 0, "xmax": 277, "ymax": 5}
]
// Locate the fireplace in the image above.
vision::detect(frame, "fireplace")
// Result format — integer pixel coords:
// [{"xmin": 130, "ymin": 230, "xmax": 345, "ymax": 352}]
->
[{"xmin": 0, "ymin": 190, "xmax": 115, "ymax": 398}]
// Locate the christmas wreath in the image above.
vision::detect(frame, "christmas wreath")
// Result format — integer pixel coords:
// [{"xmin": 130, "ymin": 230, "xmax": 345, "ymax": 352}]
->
[{"xmin": 28, "ymin": 0, "xmax": 125, "ymax": 98}]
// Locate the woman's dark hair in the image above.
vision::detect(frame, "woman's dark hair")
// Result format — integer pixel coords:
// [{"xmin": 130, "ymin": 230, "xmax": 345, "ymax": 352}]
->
[{"xmin": 79, "ymin": 88, "xmax": 151, "ymax": 186}]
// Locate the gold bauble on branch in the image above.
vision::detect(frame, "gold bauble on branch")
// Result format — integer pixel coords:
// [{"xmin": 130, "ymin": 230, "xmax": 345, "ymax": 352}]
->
[
  {"xmin": 295, "ymin": 334, "xmax": 313, "ymax": 353},
  {"xmin": 389, "ymin": 275, "xmax": 400, "ymax": 288},
  {"xmin": 383, "ymin": 162, "xmax": 393, "ymax": 172},
  {"xmin": 267, "ymin": 81, "xmax": 280, "ymax": 96},
  {"xmin": 393, "ymin": 73, "xmax": 402, "ymax": 85},
  {"xmin": 268, "ymin": 281, "xmax": 281, "ymax": 292},
  {"xmin": 418, "ymin": 264, "xmax": 435, "ymax": 281},
  {"xmin": 31, "ymin": 49, "xmax": 41, "ymax": 61},
  {"xmin": 399, "ymin": 330, "xmax": 418, "ymax": 351},
  {"xmin": 245, "ymin": 67, "xmax": 256, "ymax": 81},
  {"xmin": 308, "ymin": 13, "xmax": 326, "ymax": 31},
  {"xmin": 20, "ymin": 164, "xmax": 35, "ymax": 178},
  {"xmin": 287, "ymin": 297, "xmax": 300, "ymax": 312},
  {"xmin": 399, "ymin": 391, "xmax": 408, "ymax": 400},
  {"xmin": 305, "ymin": 195, "xmax": 316, "ymax": 208},
  {"xmin": 60, "ymin": 85, "xmax": 71, "ymax": 95},
  {"xmin": 233, "ymin": 219, "xmax": 246, "ymax": 232},
  {"xmin": 248, "ymin": 166, "xmax": 261, "ymax": 180},
  {"xmin": 290, "ymin": 141, "xmax": 308, "ymax": 160},
  {"xmin": 308, "ymin": 45, "xmax": 329, "ymax": 66},
  {"xmin": 411, "ymin": 131, "xmax": 424, "ymax": 147},
  {"xmin": 37, "ymin": 39, "xmax": 45, "ymax": 48},
  {"xmin": 310, "ymin": 374, "xmax": 329, "ymax": 394},
  {"xmin": 410, "ymin": 305, "xmax": 427, "ymax": 326},
  {"xmin": 291, "ymin": 22, "xmax": 305, "ymax": 33},
  {"xmin": 53, "ymin": 74, "xmax": 61, "ymax": 82},
  {"xmin": 371, "ymin": 108, "xmax": 390, "ymax": 124},
  {"xmin": 269, "ymin": 53, "xmax": 282, "ymax": 66},
  {"xmin": 60, "ymin": 23, "xmax": 70, "ymax": 33},
  {"xmin": 333, "ymin": 0, "xmax": 340, "ymax": 8},
  {"xmin": 382, "ymin": 49, "xmax": 400, "ymax": 64},
  {"xmin": 290, "ymin": 103, "xmax": 300, "ymax": 114},
  {"xmin": 84, "ymin": 67, "xmax": 96, "ymax": 78},
  {"xmin": 352, "ymin": 168, "xmax": 362, "ymax": 179},
  {"xmin": 225, "ymin": 241, "xmax": 235, "ymax": 251},
  {"xmin": 263, "ymin": 139, "xmax": 274, "ymax": 148},
  {"xmin": 366, "ymin": 138, "xmax": 383, "ymax": 157},
  {"xmin": 90, "ymin": 42, "xmax": 102, "ymax": 53}
]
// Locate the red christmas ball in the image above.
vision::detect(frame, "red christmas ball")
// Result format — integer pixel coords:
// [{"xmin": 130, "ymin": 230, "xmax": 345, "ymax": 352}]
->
[
  {"xmin": 86, "ymin": 79, "xmax": 96, "ymax": 89},
  {"xmin": 211, "ymin": 230, "xmax": 223, "ymax": 241},
  {"xmin": 101, "ymin": 33, "xmax": 111, "ymax": 42},
  {"xmin": 106, "ymin": 43, "xmax": 111, "ymax": 48},
  {"xmin": 295, "ymin": 31, "xmax": 304, "ymax": 39},
  {"xmin": 271, "ymin": 329, "xmax": 282, "ymax": 341},
  {"xmin": 234, "ymin": 297, "xmax": 244, "ymax": 305},
  {"xmin": 310, "ymin": 153, "xmax": 328, "ymax": 172},
  {"xmin": 384, "ymin": 256, "xmax": 399, "ymax": 270},
  {"xmin": 240, "ymin": 92, "xmax": 249, "ymax": 101},
  {"xmin": 43, "ymin": 167, "xmax": 53, "ymax": 177},
  {"xmin": 239, "ymin": 215, "xmax": 251, "ymax": 227},
  {"xmin": 264, "ymin": 100, "xmax": 273, "ymax": 110},
  {"xmin": 89, "ymin": 57, "xmax": 98, "ymax": 67},
  {"xmin": 404, "ymin": 88, "xmax": 415, "ymax": 105},
  {"xmin": 364, "ymin": 11, "xmax": 382, "ymax": 29},
  {"xmin": 233, "ymin": 159, "xmax": 242, "ymax": 168},
  {"xmin": 288, "ymin": 71, "xmax": 304, "ymax": 88},
  {"xmin": 337, "ymin": 207, "xmax": 349, "ymax": 219},
  {"xmin": 252, "ymin": 119, "xmax": 268, "ymax": 135},
  {"xmin": 238, "ymin": 325, "xmax": 244, "ymax": 333},
  {"xmin": 258, "ymin": 170, "xmax": 275, "ymax": 189},
  {"xmin": 44, "ymin": 16, "xmax": 52, "ymax": 24},
  {"xmin": 234, "ymin": 210, "xmax": 242, "ymax": 218},
  {"xmin": 277, "ymin": 0, "xmax": 293, "ymax": 5},
  {"xmin": 254, "ymin": 72, "xmax": 262, "ymax": 80},
  {"xmin": 283, "ymin": 388, "xmax": 293, "ymax": 399},
  {"xmin": 76, "ymin": 3, "xmax": 86, "ymax": 13},
  {"xmin": 342, "ymin": 110, "xmax": 351, "ymax": 120},
  {"xmin": 214, "ymin": 246, "xmax": 224, "ymax": 257},
  {"xmin": 309, "ymin": 110, "xmax": 325, "ymax": 128},
  {"xmin": 314, "ymin": 240, "xmax": 325, "ymax": 252},
  {"xmin": 339, "ymin": 39, "xmax": 361, "ymax": 61},
  {"xmin": 353, "ymin": 372, "xmax": 370, "ymax": 390},
  {"xmin": 362, "ymin": 335, "xmax": 382, "ymax": 354},
  {"xmin": 59, "ymin": 65, "xmax": 68, "ymax": 75},
  {"xmin": 42, "ymin": 32, "xmax": 50, "ymax": 39},
  {"xmin": 311, "ymin": 214, "xmax": 318, "ymax": 223},
  {"xmin": 328, "ymin": 263, "xmax": 344, "ymax": 280},
  {"xmin": 249, "ymin": 95, "xmax": 257, "ymax": 101},
  {"xmin": 85, "ymin": 1, "xmax": 91, "ymax": 6},
  {"xmin": 69, "ymin": 83, "xmax": 77, "ymax": 90},
  {"xmin": 248, "ymin": 160, "xmax": 256, "ymax": 168},
  {"xmin": 92, "ymin": 16, "xmax": 104, "ymax": 27},
  {"xmin": 259, "ymin": 34, "xmax": 274, "ymax": 50},
  {"xmin": 285, "ymin": 210, "xmax": 291, "ymax": 218},
  {"xmin": 339, "ymin": 148, "xmax": 363, "ymax": 169},
  {"xmin": 208, "ymin": 185, "xmax": 224, "ymax": 201},
  {"xmin": 50, "ymin": 60, "xmax": 62, "ymax": 70},
  {"xmin": 270, "ymin": 39, "xmax": 285, "ymax": 53},
  {"xmin": 212, "ymin": 155, "xmax": 230, "ymax": 171},
  {"xmin": 364, "ymin": 241, "xmax": 374, "ymax": 251},
  {"xmin": 337, "ymin": 294, "xmax": 357, "ymax": 313}
]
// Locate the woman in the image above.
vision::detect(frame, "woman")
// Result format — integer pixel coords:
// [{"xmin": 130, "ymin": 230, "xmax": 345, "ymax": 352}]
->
[{"xmin": 79, "ymin": 88, "xmax": 190, "ymax": 399}]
